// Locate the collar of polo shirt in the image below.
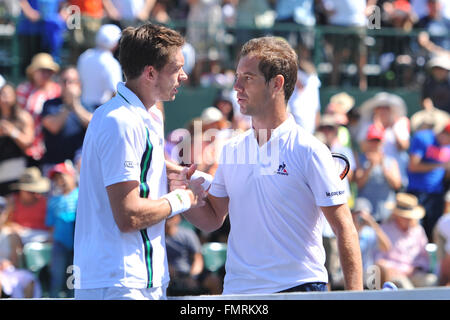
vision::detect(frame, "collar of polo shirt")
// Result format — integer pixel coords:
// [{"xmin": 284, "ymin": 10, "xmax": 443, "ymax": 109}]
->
[{"xmin": 252, "ymin": 115, "xmax": 296, "ymax": 142}]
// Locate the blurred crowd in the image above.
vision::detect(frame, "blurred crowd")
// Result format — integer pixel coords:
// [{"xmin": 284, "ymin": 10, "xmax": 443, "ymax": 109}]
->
[{"xmin": 0, "ymin": 0, "xmax": 449, "ymax": 298}]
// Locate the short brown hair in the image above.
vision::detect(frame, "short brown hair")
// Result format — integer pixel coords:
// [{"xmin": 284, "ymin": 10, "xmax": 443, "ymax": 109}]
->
[
  {"xmin": 119, "ymin": 23, "xmax": 185, "ymax": 80},
  {"xmin": 239, "ymin": 37, "xmax": 298, "ymax": 102}
]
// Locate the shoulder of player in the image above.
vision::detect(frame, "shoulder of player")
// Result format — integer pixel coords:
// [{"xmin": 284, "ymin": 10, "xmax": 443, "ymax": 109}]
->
[{"xmin": 92, "ymin": 99, "xmax": 145, "ymax": 136}]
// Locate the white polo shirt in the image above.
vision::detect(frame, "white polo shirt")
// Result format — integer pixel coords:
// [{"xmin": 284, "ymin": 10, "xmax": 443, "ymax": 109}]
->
[
  {"xmin": 74, "ymin": 82, "xmax": 169, "ymax": 290},
  {"xmin": 209, "ymin": 116, "xmax": 347, "ymax": 294}
]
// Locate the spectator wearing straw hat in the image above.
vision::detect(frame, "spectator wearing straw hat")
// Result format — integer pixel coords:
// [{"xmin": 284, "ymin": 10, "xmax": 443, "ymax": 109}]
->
[
  {"xmin": 77, "ymin": 24, "xmax": 123, "ymax": 111},
  {"xmin": 16, "ymin": 53, "xmax": 61, "ymax": 167},
  {"xmin": 407, "ymin": 121, "xmax": 450, "ymax": 241},
  {"xmin": 0, "ymin": 196, "xmax": 42, "ymax": 298},
  {"xmin": 410, "ymin": 104, "xmax": 450, "ymax": 134},
  {"xmin": 375, "ymin": 193, "xmax": 438, "ymax": 289},
  {"xmin": 7, "ymin": 167, "xmax": 50, "ymax": 244}
]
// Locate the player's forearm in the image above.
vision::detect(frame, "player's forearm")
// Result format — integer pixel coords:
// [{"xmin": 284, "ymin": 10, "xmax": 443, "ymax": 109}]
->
[
  {"xmin": 116, "ymin": 197, "xmax": 172, "ymax": 232},
  {"xmin": 324, "ymin": 204, "xmax": 364, "ymax": 291},
  {"xmin": 336, "ymin": 226, "xmax": 364, "ymax": 290},
  {"xmin": 183, "ymin": 198, "xmax": 224, "ymax": 233},
  {"xmin": 107, "ymin": 181, "xmax": 172, "ymax": 232}
]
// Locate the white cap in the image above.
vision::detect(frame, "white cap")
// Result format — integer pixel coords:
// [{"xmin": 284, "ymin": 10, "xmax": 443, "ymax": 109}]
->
[
  {"xmin": 96, "ymin": 24, "xmax": 122, "ymax": 50},
  {"xmin": 201, "ymin": 107, "xmax": 223, "ymax": 125}
]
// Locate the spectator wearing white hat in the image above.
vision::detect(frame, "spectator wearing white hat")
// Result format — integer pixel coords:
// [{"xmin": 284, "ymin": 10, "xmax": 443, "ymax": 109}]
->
[
  {"xmin": 358, "ymin": 92, "xmax": 411, "ymax": 189},
  {"xmin": 422, "ymin": 54, "xmax": 450, "ymax": 114},
  {"xmin": 77, "ymin": 24, "xmax": 123, "ymax": 111}
]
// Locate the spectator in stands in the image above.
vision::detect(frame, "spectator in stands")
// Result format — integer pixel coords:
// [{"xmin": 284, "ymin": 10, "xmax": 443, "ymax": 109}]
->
[
  {"xmin": 351, "ymin": 197, "xmax": 391, "ymax": 287},
  {"xmin": 358, "ymin": 92, "xmax": 410, "ymax": 188},
  {"xmin": 324, "ymin": 91, "xmax": 355, "ymax": 149},
  {"xmin": 322, "ymin": 0, "xmax": 377, "ymax": 90},
  {"xmin": 67, "ymin": 0, "xmax": 117, "ymax": 63},
  {"xmin": 382, "ymin": 0, "xmax": 417, "ymax": 31},
  {"xmin": 0, "ymin": 196, "xmax": 42, "ymax": 298},
  {"xmin": 234, "ymin": 0, "xmax": 271, "ymax": 48},
  {"xmin": 41, "ymin": 66, "xmax": 93, "ymax": 176},
  {"xmin": 16, "ymin": 53, "xmax": 61, "ymax": 167},
  {"xmin": 411, "ymin": 0, "xmax": 430, "ymax": 21},
  {"xmin": 108, "ymin": 0, "xmax": 156, "ymax": 27},
  {"xmin": 416, "ymin": 0, "xmax": 450, "ymax": 52},
  {"xmin": 407, "ymin": 121, "xmax": 450, "ymax": 241},
  {"xmin": 0, "ymin": 196, "xmax": 23, "ymax": 268},
  {"xmin": 165, "ymin": 214, "xmax": 222, "ymax": 295},
  {"xmin": 0, "ymin": 0, "xmax": 21, "ymax": 21},
  {"xmin": 378, "ymin": 1, "xmax": 417, "ymax": 87},
  {"xmin": 355, "ymin": 124, "xmax": 402, "ymax": 223},
  {"xmin": 196, "ymin": 106, "xmax": 231, "ymax": 176},
  {"xmin": 17, "ymin": 0, "xmax": 67, "ymax": 74},
  {"xmin": 417, "ymin": 29, "xmax": 450, "ymax": 58},
  {"xmin": 274, "ymin": 0, "xmax": 317, "ymax": 61},
  {"xmin": 287, "ymin": 68, "xmax": 321, "ymax": 135},
  {"xmin": 0, "ymin": 84, "xmax": 34, "ymax": 196},
  {"xmin": 77, "ymin": 24, "xmax": 122, "ymax": 111},
  {"xmin": 149, "ymin": 1, "xmax": 171, "ymax": 24},
  {"xmin": 434, "ymin": 190, "xmax": 450, "ymax": 286},
  {"xmin": 7, "ymin": 167, "xmax": 50, "ymax": 244},
  {"xmin": 45, "ymin": 161, "xmax": 78, "ymax": 298},
  {"xmin": 375, "ymin": 193, "xmax": 438, "ymax": 289},
  {"xmin": 186, "ymin": 0, "xmax": 225, "ymax": 85},
  {"xmin": 421, "ymin": 55, "xmax": 450, "ymax": 114},
  {"xmin": 411, "ymin": 101, "xmax": 450, "ymax": 136}
]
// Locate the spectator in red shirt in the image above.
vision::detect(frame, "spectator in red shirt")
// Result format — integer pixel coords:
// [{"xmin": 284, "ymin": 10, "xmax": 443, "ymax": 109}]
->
[{"xmin": 7, "ymin": 167, "xmax": 50, "ymax": 244}]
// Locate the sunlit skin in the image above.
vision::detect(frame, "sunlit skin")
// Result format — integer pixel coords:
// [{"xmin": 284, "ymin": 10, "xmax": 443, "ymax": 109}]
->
[
  {"xmin": 31, "ymin": 68, "xmax": 55, "ymax": 89},
  {"xmin": 52, "ymin": 172, "xmax": 77, "ymax": 195},
  {"xmin": 154, "ymin": 48, "xmax": 188, "ymax": 102},
  {"xmin": 125, "ymin": 47, "xmax": 188, "ymax": 110},
  {"xmin": 0, "ymin": 85, "xmax": 16, "ymax": 114},
  {"xmin": 233, "ymin": 55, "xmax": 287, "ymax": 144}
]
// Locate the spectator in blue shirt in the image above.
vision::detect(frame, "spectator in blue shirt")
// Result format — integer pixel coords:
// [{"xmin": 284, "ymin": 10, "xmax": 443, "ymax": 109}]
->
[
  {"xmin": 46, "ymin": 161, "xmax": 78, "ymax": 298},
  {"xmin": 17, "ymin": 0, "xmax": 67, "ymax": 74},
  {"xmin": 41, "ymin": 66, "xmax": 93, "ymax": 175},
  {"xmin": 407, "ymin": 121, "xmax": 450, "ymax": 240}
]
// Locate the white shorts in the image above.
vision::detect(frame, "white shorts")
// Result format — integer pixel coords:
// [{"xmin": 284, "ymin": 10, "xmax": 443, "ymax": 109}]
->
[{"xmin": 74, "ymin": 285, "xmax": 167, "ymax": 300}]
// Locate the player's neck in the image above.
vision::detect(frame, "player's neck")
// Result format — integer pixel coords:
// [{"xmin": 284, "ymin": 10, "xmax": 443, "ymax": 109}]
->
[
  {"xmin": 252, "ymin": 107, "xmax": 288, "ymax": 145},
  {"xmin": 125, "ymin": 80, "xmax": 156, "ymax": 111}
]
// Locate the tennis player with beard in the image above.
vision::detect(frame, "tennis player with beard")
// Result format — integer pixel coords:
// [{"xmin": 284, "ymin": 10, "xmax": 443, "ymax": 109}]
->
[
  {"xmin": 170, "ymin": 37, "xmax": 363, "ymax": 294},
  {"xmin": 73, "ymin": 23, "xmax": 205, "ymax": 300}
]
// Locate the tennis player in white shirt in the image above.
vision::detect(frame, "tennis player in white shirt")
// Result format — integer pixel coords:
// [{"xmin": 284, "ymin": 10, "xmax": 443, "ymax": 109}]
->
[
  {"xmin": 73, "ymin": 23, "xmax": 205, "ymax": 300},
  {"xmin": 170, "ymin": 36, "xmax": 363, "ymax": 294}
]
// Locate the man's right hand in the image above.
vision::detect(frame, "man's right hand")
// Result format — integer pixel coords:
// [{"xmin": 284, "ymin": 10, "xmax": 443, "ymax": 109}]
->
[{"xmin": 168, "ymin": 165, "xmax": 206, "ymax": 208}]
